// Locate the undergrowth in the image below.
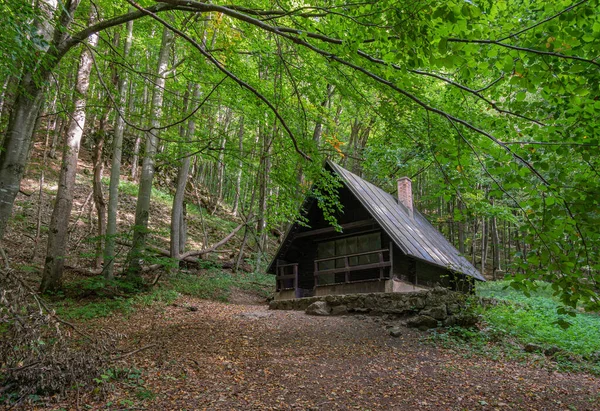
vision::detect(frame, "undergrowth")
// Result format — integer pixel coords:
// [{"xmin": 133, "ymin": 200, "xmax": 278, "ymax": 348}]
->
[
  {"xmin": 54, "ymin": 269, "xmax": 274, "ymax": 321},
  {"xmin": 100, "ymin": 177, "xmax": 238, "ymax": 233},
  {"xmin": 428, "ymin": 280, "xmax": 600, "ymax": 375}
]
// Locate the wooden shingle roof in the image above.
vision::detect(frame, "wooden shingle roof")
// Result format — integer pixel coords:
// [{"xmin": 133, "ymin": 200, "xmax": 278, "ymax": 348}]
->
[{"xmin": 327, "ymin": 161, "xmax": 485, "ymax": 281}]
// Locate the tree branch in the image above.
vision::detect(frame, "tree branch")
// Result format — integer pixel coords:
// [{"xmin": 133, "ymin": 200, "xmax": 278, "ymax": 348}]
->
[
  {"xmin": 128, "ymin": 0, "xmax": 311, "ymax": 161},
  {"xmin": 446, "ymin": 38, "xmax": 600, "ymax": 68},
  {"xmin": 497, "ymin": 0, "xmax": 589, "ymax": 42}
]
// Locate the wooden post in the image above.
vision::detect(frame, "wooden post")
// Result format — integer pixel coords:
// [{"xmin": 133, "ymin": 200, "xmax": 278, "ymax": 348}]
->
[
  {"xmin": 294, "ymin": 264, "xmax": 300, "ymax": 298},
  {"xmin": 379, "ymin": 250, "xmax": 384, "ymax": 279},
  {"xmin": 389, "ymin": 241, "xmax": 393, "ymax": 279},
  {"xmin": 344, "ymin": 256, "xmax": 350, "ymax": 283},
  {"xmin": 314, "ymin": 261, "xmax": 318, "ymax": 289}
]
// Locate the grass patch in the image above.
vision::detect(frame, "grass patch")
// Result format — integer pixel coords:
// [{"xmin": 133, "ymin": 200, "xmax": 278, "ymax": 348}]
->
[
  {"xmin": 101, "ymin": 177, "xmax": 173, "ymax": 205},
  {"xmin": 187, "ymin": 204, "xmax": 239, "ymax": 232},
  {"xmin": 428, "ymin": 280, "xmax": 600, "ymax": 375},
  {"xmin": 168, "ymin": 268, "xmax": 274, "ymax": 302},
  {"xmin": 52, "ymin": 269, "xmax": 274, "ymax": 320},
  {"xmin": 53, "ymin": 277, "xmax": 179, "ymax": 320}
]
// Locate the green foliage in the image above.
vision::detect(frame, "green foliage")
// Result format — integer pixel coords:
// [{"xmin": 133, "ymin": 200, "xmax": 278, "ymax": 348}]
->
[
  {"xmin": 54, "ymin": 270, "xmax": 273, "ymax": 320},
  {"xmin": 430, "ymin": 280, "xmax": 600, "ymax": 375},
  {"xmin": 168, "ymin": 269, "xmax": 274, "ymax": 302},
  {"xmin": 94, "ymin": 366, "xmax": 151, "ymax": 403},
  {"xmin": 477, "ymin": 281, "xmax": 600, "ymax": 357},
  {"xmin": 55, "ymin": 277, "xmax": 179, "ymax": 320},
  {"xmin": 101, "ymin": 178, "xmax": 173, "ymax": 205}
]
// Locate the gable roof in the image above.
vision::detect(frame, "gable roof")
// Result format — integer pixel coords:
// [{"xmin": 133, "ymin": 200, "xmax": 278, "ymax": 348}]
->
[
  {"xmin": 327, "ymin": 161, "xmax": 484, "ymax": 281},
  {"xmin": 268, "ymin": 161, "xmax": 484, "ymax": 281}
]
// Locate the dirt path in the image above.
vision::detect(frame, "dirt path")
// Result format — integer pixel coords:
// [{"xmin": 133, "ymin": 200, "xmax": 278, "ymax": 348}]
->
[{"xmin": 46, "ymin": 297, "xmax": 600, "ymax": 410}]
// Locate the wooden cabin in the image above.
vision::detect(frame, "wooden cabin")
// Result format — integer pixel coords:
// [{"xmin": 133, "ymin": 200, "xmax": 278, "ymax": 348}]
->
[{"xmin": 267, "ymin": 161, "xmax": 484, "ymax": 300}]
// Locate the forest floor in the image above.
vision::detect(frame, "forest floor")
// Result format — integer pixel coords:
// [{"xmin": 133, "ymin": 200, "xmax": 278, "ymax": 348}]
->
[{"xmin": 32, "ymin": 294, "xmax": 600, "ymax": 411}]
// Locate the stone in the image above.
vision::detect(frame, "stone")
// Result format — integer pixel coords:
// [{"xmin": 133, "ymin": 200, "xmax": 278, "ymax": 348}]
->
[
  {"xmin": 524, "ymin": 343, "xmax": 543, "ymax": 353},
  {"xmin": 406, "ymin": 315, "xmax": 439, "ymax": 330},
  {"xmin": 187, "ymin": 306, "xmax": 198, "ymax": 312},
  {"xmin": 443, "ymin": 315, "xmax": 457, "ymax": 327},
  {"xmin": 305, "ymin": 301, "xmax": 331, "ymax": 316},
  {"xmin": 389, "ymin": 327, "xmax": 403, "ymax": 338},
  {"xmin": 588, "ymin": 351, "xmax": 600, "ymax": 363},
  {"xmin": 447, "ymin": 303, "xmax": 461, "ymax": 315},
  {"xmin": 237, "ymin": 312, "xmax": 271, "ymax": 320},
  {"xmin": 420, "ymin": 305, "xmax": 447, "ymax": 321},
  {"xmin": 544, "ymin": 346, "xmax": 562, "ymax": 357},
  {"xmin": 330, "ymin": 305, "xmax": 348, "ymax": 316},
  {"xmin": 454, "ymin": 312, "xmax": 479, "ymax": 327}
]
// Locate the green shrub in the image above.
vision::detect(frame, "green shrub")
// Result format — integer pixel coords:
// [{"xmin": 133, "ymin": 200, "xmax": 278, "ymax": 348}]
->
[
  {"xmin": 477, "ymin": 281, "xmax": 600, "ymax": 357},
  {"xmin": 429, "ymin": 280, "xmax": 600, "ymax": 375}
]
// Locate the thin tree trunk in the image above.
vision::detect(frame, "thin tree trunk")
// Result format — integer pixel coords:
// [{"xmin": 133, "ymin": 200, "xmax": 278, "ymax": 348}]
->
[
  {"xmin": 255, "ymin": 120, "xmax": 273, "ymax": 269},
  {"xmin": 231, "ymin": 116, "xmax": 244, "ymax": 217},
  {"xmin": 104, "ymin": 15, "xmax": 134, "ymax": 279},
  {"xmin": 481, "ymin": 217, "xmax": 487, "ymax": 277},
  {"xmin": 235, "ymin": 173, "xmax": 259, "ymax": 272},
  {"xmin": 216, "ymin": 108, "xmax": 232, "ymax": 203},
  {"xmin": 40, "ymin": 21, "xmax": 98, "ymax": 292},
  {"xmin": 131, "ymin": 54, "xmax": 149, "ymax": 181},
  {"xmin": 171, "ymin": 83, "xmax": 199, "ymax": 259},
  {"xmin": 91, "ymin": 115, "xmax": 108, "ymax": 270},
  {"xmin": 471, "ymin": 220, "xmax": 478, "ymax": 267},
  {"xmin": 491, "ymin": 213, "xmax": 500, "ymax": 279},
  {"xmin": 30, "ymin": 92, "xmax": 57, "ymax": 260},
  {"xmin": 313, "ymin": 84, "xmax": 334, "ymax": 144},
  {"xmin": 126, "ymin": 26, "xmax": 174, "ymax": 280},
  {"xmin": 458, "ymin": 200, "xmax": 465, "ymax": 255}
]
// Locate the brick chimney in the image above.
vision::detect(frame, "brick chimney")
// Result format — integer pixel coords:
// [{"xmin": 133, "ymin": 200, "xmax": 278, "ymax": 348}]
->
[{"xmin": 397, "ymin": 177, "xmax": 413, "ymax": 218}]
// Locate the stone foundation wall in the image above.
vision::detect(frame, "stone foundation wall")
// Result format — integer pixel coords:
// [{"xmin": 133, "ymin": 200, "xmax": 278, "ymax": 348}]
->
[{"xmin": 270, "ymin": 287, "xmax": 465, "ymax": 316}]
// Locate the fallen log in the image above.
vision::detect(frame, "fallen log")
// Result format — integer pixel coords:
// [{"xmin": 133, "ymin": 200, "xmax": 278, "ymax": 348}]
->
[{"xmin": 117, "ymin": 222, "xmax": 244, "ymax": 262}]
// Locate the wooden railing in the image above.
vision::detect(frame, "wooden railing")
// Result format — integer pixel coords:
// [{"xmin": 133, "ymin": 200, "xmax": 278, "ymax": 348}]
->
[
  {"xmin": 275, "ymin": 263, "xmax": 298, "ymax": 293},
  {"xmin": 313, "ymin": 248, "xmax": 391, "ymax": 286}
]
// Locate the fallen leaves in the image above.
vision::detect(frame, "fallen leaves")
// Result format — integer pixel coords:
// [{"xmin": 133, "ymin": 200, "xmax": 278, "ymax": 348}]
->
[{"xmin": 35, "ymin": 296, "xmax": 600, "ymax": 410}]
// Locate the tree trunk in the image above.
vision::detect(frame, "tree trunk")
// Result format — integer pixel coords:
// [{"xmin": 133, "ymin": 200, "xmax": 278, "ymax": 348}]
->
[
  {"xmin": 131, "ymin": 54, "xmax": 150, "ymax": 181},
  {"xmin": 170, "ymin": 83, "xmax": 199, "ymax": 259},
  {"xmin": 104, "ymin": 15, "xmax": 134, "ymax": 279},
  {"xmin": 231, "ymin": 116, "xmax": 244, "ymax": 217},
  {"xmin": 491, "ymin": 213, "xmax": 501, "ymax": 280},
  {"xmin": 216, "ymin": 108, "xmax": 232, "ymax": 203},
  {"xmin": 481, "ymin": 217, "xmax": 487, "ymax": 277},
  {"xmin": 40, "ymin": 23, "xmax": 98, "ymax": 292},
  {"xmin": 313, "ymin": 84, "xmax": 334, "ymax": 144},
  {"xmin": 0, "ymin": 0, "xmax": 78, "ymax": 241},
  {"xmin": 457, "ymin": 200, "xmax": 465, "ymax": 255},
  {"xmin": 256, "ymin": 123, "xmax": 274, "ymax": 269},
  {"xmin": 91, "ymin": 116, "xmax": 108, "ymax": 270},
  {"xmin": 126, "ymin": 26, "xmax": 174, "ymax": 279}
]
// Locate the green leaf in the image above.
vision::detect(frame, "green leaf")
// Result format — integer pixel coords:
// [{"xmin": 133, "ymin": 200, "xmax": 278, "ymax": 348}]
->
[
  {"xmin": 438, "ymin": 38, "xmax": 447, "ymax": 54},
  {"xmin": 555, "ymin": 318, "xmax": 572, "ymax": 329}
]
